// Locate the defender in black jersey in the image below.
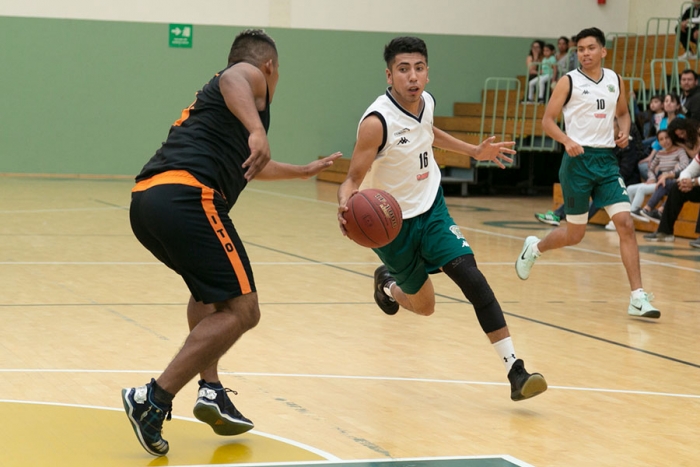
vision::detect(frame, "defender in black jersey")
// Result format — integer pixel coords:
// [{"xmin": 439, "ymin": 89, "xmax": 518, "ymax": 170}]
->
[{"xmin": 121, "ymin": 29, "xmax": 340, "ymax": 456}]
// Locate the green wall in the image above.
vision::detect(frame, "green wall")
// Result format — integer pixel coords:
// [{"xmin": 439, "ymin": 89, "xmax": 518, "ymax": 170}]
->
[{"xmin": 0, "ymin": 15, "xmax": 533, "ymax": 175}]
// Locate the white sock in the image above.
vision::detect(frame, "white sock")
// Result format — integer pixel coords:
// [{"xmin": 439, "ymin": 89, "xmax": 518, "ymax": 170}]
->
[
  {"xmin": 383, "ymin": 281, "xmax": 396, "ymax": 301},
  {"xmin": 532, "ymin": 241, "xmax": 541, "ymax": 256},
  {"xmin": 493, "ymin": 337, "xmax": 517, "ymax": 372},
  {"xmin": 631, "ymin": 288, "xmax": 645, "ymax": 300}
]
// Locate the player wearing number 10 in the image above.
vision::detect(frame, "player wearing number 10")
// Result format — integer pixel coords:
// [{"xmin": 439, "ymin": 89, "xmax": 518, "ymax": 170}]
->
[
  {"xmin": 338, "ymin": 36, "xmax": 547, "ymax": 402},
  {"xmin": 515, "ymin": 27, "xmax": 660, "ymax": 319}
]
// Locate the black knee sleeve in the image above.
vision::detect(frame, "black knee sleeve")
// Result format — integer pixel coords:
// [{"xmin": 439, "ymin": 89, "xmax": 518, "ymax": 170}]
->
[{"xmin": 442, "ymin": 255, "xmax": 506, "ymax": 334}]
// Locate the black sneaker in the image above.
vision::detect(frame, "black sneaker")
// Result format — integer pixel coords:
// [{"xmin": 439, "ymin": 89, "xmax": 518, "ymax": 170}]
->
[
  {"xmin": 193, "ymin": 380, "xmax": 254, "ymax": 436},
  {"xmin": 121, "ymin": 379, "xmax": 172, "ymax": 456},
  {"xmin": 507, "ymin": 359, "xmax": 547, "ymax": 401},
  {"xmin": 373, "ymin": 265, "xmax": 399, "ymax": 315},
  {"xmin": 641, "ymin": 208, "xmax": 661, "ymax": 223}
]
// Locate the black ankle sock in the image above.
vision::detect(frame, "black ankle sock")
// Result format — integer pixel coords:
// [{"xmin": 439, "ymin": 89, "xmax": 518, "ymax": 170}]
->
[{"xmin": 150, "ymin": 379, "xmax": 174, "ymax": 407}]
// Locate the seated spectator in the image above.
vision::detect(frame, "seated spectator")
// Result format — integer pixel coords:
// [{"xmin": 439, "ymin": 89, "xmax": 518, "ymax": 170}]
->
[
  {"xmin": 679, "ymin": 69, "xmax": 700, "ymax": 118},
  {"xmin": 638, "ymin": 93, "xmax": 685, "ymax": 180},
  {"xmin": 528, "ymin": 44, "xmax": 557, "ymax": 102},
  {"xmin": 678, "ymin": 0, "xmax": 700, "ymax": 60},
  {"xmin": 644, "ymin": 152, "xmax": 700, "ymax": 247},
  {"xmin": 526, "ymin": 40, "xmax": 545, "ymax": 82},
  {"xmin": 568, "ymin": 36, "xmax": 579, "ymax": 71},
  {"xmin": 630, "ymin": 93, "xmax": 664, "ymax": 146},
  {"xmin": 554, "ymin": 36, "xmax": 571, "ymax": 82},
  {"xmin": 630, "ymin": 128, "xmax": 690, "ymax": 222}
]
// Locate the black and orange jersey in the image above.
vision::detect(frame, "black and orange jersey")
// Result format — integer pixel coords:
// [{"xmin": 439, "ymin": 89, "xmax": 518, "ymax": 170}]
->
[{"xmin": 136, "ymin": 62, "xmax": 270, "ymax": 210}]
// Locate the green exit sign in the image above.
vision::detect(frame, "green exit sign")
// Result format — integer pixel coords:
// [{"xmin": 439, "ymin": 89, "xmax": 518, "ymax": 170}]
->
[{"xmin": 169, "ymin": 24, "xmax": 193, "ymax": 48}]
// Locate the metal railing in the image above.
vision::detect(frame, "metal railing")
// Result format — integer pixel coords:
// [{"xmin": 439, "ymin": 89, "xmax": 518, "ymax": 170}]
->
[
  {"xmin": 476, "ymin": 77, "xmax": 521, "ymax": 168},
  {"xmin": 649, "ymin": 58, "xmax": 691, "ymax": 95},
  {"xmin": 605, "ymin": 32, "xmax": 639, "ymax": 79}
]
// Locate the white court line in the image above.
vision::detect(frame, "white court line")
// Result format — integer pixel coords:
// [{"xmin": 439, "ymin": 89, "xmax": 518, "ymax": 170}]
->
[
  {"xmin": 0, "ymin": 399, "xmax": 339, "ymax": 461},
  {"xmin": 0, "ymin": 206, "xmax": 124, "ymax": 213},
  {"xmin": 184, "ymin": 455, "xmax": 535, "ymax": 467},
  {"xmin": 1, "ymin": 369, "xmax": 698, "ymax": 400}
]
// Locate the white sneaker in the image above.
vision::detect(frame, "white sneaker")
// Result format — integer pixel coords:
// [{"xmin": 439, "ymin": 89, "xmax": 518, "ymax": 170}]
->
[
  {"xmin": 628, "ymin": 292, "xmax": 660, "ymax": 319},
  {"xmin": 604, "ymin": 220, "xmax": 616, "ymax": 231},
  {"xmin": 679, "ymin": 51, "xmax": 696, "ymax": 60},
  {"xmin": 515, "ymin": 236, "xmax": 540, "ymax": 280}
]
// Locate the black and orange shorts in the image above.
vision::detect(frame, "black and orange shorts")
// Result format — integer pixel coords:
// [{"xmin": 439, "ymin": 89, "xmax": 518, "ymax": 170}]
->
[{"xmin": 130, "ymin": 170, "xmax": 255, "ymax": 304}]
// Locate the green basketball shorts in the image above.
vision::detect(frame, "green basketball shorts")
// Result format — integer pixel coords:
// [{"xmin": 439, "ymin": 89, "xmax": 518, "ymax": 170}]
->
[{"xmin": 373, "ymin": 188, "xmax": 473, "ymax": 295}]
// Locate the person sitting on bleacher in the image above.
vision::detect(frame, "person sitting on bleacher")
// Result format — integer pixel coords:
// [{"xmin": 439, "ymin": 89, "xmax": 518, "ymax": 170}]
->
[
  {"xmin": 679, "ymin": 69, "xmax": 700, "ymax": 118},
  {"xmin": 678, "ymin": 0, "xmax": 700, "ymax": 60},
  {"xmin": 527, "ymin": 44, "xmax": 557, "ymax": 103},
  {"xmin": 631, "ymin": 126, "xmax": 691, "ymax": 222},
  {"xmin": 643, "ymin": 150, "xmax": 700, "ymax": 248},
  {"xmin": 637, "ymin": 93, "xmax": 685, "ymax": 180},
  {"xmin": 630, "ymin": 93, "xmax": 664, "ymax": 157},
  {"xmin": 554, "ymin": 36, "xmax": 571, "ymax": 81},
  {"xmin": 526, "ymin": 40, "xmax": 545, "ymax": 83}
]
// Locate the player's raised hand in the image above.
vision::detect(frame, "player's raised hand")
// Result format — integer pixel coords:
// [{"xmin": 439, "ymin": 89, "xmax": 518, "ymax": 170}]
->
[{"xmin": 474, "ymin": 136, "xmax": 515, "ymax": 168}]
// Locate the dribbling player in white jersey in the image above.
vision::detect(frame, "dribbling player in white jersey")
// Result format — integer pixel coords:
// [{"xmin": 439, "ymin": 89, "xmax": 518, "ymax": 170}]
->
[
  {"xmin": 515, "ymin": 27, "xmax": 660, "ymax": 319},
  {"xmin": 338, "ymin": 36, "xmax": 547, "ymax": 402}
]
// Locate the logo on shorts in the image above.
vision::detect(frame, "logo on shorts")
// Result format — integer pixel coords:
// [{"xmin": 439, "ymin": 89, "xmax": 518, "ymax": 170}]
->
[{"xmin": 450, "ymin": 225, "xmax": 465, "ymax": 240}]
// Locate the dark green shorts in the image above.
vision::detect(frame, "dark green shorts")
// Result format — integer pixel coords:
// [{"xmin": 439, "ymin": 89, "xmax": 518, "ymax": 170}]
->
[
  {"xmin": 373, "ymin": 187, "xmax": 473, "ymax": 294},
  {"xmin": 559, "ymin": 147, "xmax": 629, "ymax": 215}
]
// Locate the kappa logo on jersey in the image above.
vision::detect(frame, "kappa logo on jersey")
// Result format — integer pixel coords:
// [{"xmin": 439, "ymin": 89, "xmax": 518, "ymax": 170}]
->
[
  {"xmin": 582, "ymin": 90, "xmax": 590, "ymax": 95},
  {"xmin": 608, "ymin": 85, "xmax": 616, "ymax": 93},
  {"xmin": 397, "ymin": 137, "xmax": 410, "ymax": 145},
  {"xmin": 394, "ymin": 127, "xmax": 410, "ymax": 136}
]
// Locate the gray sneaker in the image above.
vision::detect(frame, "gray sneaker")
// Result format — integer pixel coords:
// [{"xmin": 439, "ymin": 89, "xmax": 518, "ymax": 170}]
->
[
  {"xmin": 630, "ymin": 208, "xmax": 649, "ymax": 223},
  {"xmin": 515, "ymin": 236, "xmax": 540, "ymax": 280},
  {"xmin": 628, "ymin": 292, "xmax": 660, "ymax": 319},
  {"xmin": 643, "ymin": 232, "xmax": 675, "ymax": 242},
  {"xmin": 690, "ymin": 237, "xmax": 700, "ymax": 249}
]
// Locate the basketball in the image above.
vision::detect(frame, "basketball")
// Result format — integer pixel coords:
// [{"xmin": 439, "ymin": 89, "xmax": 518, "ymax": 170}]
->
[{"xmin": 343, "ymin": 189, "xmax": 403, "ymax": 248}]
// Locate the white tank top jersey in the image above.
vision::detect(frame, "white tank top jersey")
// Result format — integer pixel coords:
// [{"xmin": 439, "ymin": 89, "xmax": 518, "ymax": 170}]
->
[
  {"xmin": 562, "ymin": 68, "xmax": 621, "ymax": 148},
  {"xmin": 358, "ymin": 89, "xmax": 441, "ymax": 219}
]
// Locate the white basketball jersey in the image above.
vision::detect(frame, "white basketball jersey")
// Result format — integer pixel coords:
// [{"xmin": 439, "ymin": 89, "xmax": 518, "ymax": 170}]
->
[
  {"xmin": 562, "ymin": 68, "xmax": 620, "ymax": 148},
  {"xmin": 358, "ymin": 89, "xmax": 441, "ymax": 219}
]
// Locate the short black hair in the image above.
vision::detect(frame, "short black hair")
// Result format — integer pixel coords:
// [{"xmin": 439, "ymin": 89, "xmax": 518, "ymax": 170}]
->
[
  {"xmin": 558, "ymin": 36, "xmax": 569, "ymax": 43},
  {"xmin": 545, "ymin": 43, "xmax": 556, "ymax": 52},
  {"xmin": 228, "ymin": 29, "xmax": 277, "ymax": 66},
  {"xmin": 575, "ymin": 27, "xmax": 606, "ymax": 47},
  {"xmin": 681, "ymin": 68, "xmax": 699, "ymax": 80},
  {"xmin": 384, "ymin": 36, "xmax": 428, "ymax": 68}
]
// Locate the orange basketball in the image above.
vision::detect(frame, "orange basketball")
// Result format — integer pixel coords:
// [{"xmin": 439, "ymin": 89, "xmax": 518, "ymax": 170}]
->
[{"xmin": 343, "ymin": 189, "xmax": 403, "ymax": 248}]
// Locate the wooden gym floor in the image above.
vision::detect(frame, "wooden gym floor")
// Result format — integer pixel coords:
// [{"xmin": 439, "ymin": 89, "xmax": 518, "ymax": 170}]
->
[{"xmin": 0, "ymin": 176, "xmax": 698, "ymax": 467}]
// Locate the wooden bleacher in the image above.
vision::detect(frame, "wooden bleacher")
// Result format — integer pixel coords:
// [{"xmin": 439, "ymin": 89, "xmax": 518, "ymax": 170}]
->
[{"xmin": 552, "ymin": 183, "xmax": 699, "ymax": 238}]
